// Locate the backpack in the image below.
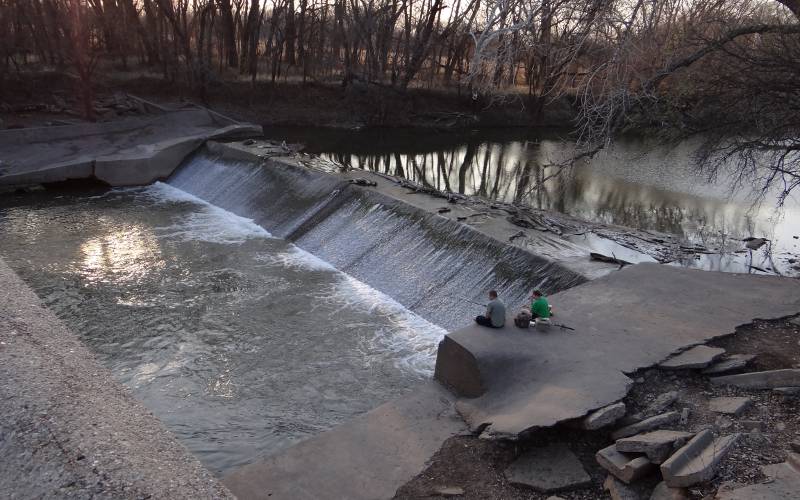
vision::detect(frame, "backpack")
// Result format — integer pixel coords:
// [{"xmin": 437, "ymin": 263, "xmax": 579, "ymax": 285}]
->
[{"xmin": 514, "ymin": 310, "xmax": 532, "ymax": 328}]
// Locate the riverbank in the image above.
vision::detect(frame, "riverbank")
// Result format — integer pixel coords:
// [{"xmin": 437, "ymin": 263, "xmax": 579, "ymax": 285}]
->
[{"xmin": 0, "ymin": 72, "xmax": 576, "ymax": 130}]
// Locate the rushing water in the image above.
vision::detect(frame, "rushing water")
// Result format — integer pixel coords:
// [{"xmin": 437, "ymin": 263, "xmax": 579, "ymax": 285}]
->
[
  {"xmin": 264, "ymin": 127, "xmax": 800, "ymax": 275},
  {"xmin": 0, "ymin": 183, "xmax": 445, "ymax": 474}
]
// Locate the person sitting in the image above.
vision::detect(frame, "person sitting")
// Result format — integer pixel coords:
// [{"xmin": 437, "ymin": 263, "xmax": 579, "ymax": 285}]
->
[
  {"xmin": 475, "ymin": 290, "xmax": 505, "ymax": 328},
  {"xmin": 530, "ymin": 290, "xmax": 551, "ymax": 322}
]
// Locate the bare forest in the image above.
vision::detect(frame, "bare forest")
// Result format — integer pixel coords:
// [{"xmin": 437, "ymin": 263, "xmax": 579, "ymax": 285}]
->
[{"xmin": 2, "ymin": 0, "xmax": 800, "ymax": 199}]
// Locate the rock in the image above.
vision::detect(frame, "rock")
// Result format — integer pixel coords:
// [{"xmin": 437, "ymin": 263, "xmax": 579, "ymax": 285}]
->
[
  {"xmin": 349, "ymin": 178, "xmax": 378, "ymax": 187},
  {"xmin": 776, "ymin": 422, "xmax": 787, "ymax": 432},
  {"xmin": 504, "ymin": 443, "xmax": 591, "ymax": 493},
  {"xmin": 635, "ymin": 392, "xmax": 679, "ymax": 420},
  {"xmin": 596, "ymin": 444, "xmax": 657, "ymax": 483},
  {"xmin": 649, "ymin": 481, "xmax": 687, "ymax": 500},
  {"xmin": 789, "ymin": 316, "xmax": 800, "ymax": 326},
  {"xmin": 545, "ymin": 497, "xmax": 566, "ymax": 500},
  {"xmin": 612, "ymin": 412, "xmax": 681, "ymax": 440},
  {"xmin": 616, "ymin": 430, "xmax": 695, "ymax": 464},
  {"xmin": 702, "ymin": 355, "xmax": 757, "ymax": 375},
  {"xmin": 715, "ymin": 416, "xmax": 734, "ymax": 430},
  {"xmin": 773, "ymin": 386, "xmax": 800, "ymax": 398},
  {"xmin": 790, "ymin": 440, "xmax": 800, "ymax": 453},
  {"xmin": 708, "ymin": 397, "xmax": 751, "ymax": 416},
  {"xmin": 242, "ymin": 139, "xmax": 256, "ymax": 146},
  {"xmin": 603, "ymin": 475, "xmax": 640, "ymax": 500},
  {"xmin": 433, "ymin": 486, "xmax": 464, "ymax": 497},
  {"xmin": 582, "ymin": 402, "xmax": 627, "ymax": 430},
  {"xmin": 711, "ymin": 369, "xmax": 800, "ymax": 389},
  {"xmin": 660, "ymin": 346, "xmax": 726, "ymax": 370},
  {"xmin": 740, "ymin": 420, "xmax": 764, "ymax": 432},
  {"xmin": 660, "ymin": 430, "xmax": 740, "ymax": 488},
  {"xmin": 679, "ymin": 408, "xmax": 690, "ymax": 426}
]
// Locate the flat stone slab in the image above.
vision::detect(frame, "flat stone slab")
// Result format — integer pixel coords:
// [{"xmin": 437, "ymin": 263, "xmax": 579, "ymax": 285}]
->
[
  {"xmin": 716, "ymin": 458, "xmax": 800, "ymax": 499},
  {"xmin": 582, "ymin": 402, "xmax": 627, "ymax": 430},
  {"xmin": 504, "ymin": 443, "xmax": 591, "ymax": 493},
  {"xmin": 223, "ymin": 381, "xmax": 465, "ymax": 500},
  {"xmin": 616, "ymin": 430, "xmax": 695, "ymax": 464},
  {"xmin": 660, "ymin": 345, "xmax": 726, "ymax": 370},
  {"xmin": 711, "ymin": 369, "xmax": 800, "ymax": 390},
  {"xmin": 437, "ymin": 264, "xmax": 800, "ymax": 439},
  {"xmin": 709, "ymin": 397, "xmax": 752, "ymax": 416},
  {"xmin": 660, "ymin": 430, "xmax": 740, "ymax": 488},
  {"xmin": 702, "ymin": 354, "xmax": 756, "ymax": 375},
  {"xmin": 596, "ymin": 444, "xmax": 657, "ymax": 483},
  {"xmin": 612, "ymin": 411, "xmax": 681, "ymax": 440}
]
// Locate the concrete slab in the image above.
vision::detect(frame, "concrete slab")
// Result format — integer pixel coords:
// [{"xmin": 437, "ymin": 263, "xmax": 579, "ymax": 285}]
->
[
  {"xmin": 659, "ymin": 346, "xmax": 726, "ymax": 370},
  {"xmin": 702, "ymin": 354, "xmax": 757, "ymax": 375},
  {"xmin": 616, "ymin": 430, "xmax": 695, "ymax": 464},
  {"xmin": 711, "ymin": 369, "xmax": 800, "ymax": 390},
  {"xmin": 650, "ymin": 481, "xmax": 687, "ymax": 500},
  {"xmin": 612, "ymin": 412, "xmax": 681, "ymax": 440},
  {"xmin": 582, "ymin": 402, "xmax": 627, "ymax": 430},
  {"xmin": 0, "ymin": 110, "xmax": 261, "ymax": 187},
  {"xmin": 503, "ymin": 443, "xmax": 591, "ymax": 493},
  {"xmin": 715, "ymin": 460, "xmax": 800, "ymax": 499},
  {"xmin": 435, "ymin": 264, "xmax": 800, "ymax": 439},
  {"xmin": 222, "ymin": 381, "xmax": 465, "ymax": 500},
  {"xmin": 708, "ymin": 397, "xmax": 752, "ymax": 416},
  {"xmin": 660, "ymin": 430, "xmax": 740, "ymax": 488},
  {"xmin": 603, "ymin": 475, "xmax": 640, "ymax": 500},
  {"xmin": 596, "ymin": 444, "xmax": 657, "ymax": 483}
]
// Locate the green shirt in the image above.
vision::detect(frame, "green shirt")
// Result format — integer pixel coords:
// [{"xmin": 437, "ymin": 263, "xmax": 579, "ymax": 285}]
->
[{"xmin": 531, "ymin": 296, "xmax": 550, "ymax": 318}]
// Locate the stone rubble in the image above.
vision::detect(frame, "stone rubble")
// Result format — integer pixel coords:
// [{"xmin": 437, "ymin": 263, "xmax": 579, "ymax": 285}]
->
[
  {"xmin": 649, "ymin": 481, "xmax": 688, "ymax": 500},
  {"xmin": 582, "ymin": 402, "xmax": 627, "ymax": 430},
  {"xmin": 603, "ymin": 475, "xmax": 640, "ymax": 500},
  {"xmin": 660, "ymin": 430, "xmax": 740, "ymax": 488},
  {"xmin": 612, "ymin": 411, "xmax": 681, "ymax": 440},
  {"xmin": 659, "ymin": 346, "xmax": 726, "ymax": 370},
  {"xmin": 634, "ymin": 391, "xmax": 679, "ymax": 420},
  {"xmin": 702, "ymin": 354, "xmax": 756, "ymax": 375},
  {"xmin": 710, "ymin": 369, "xmax": 800, "ymax": 389},
  {"xmin": 596, "ymin": 444, "xmax": 657, "ymax": 483},
  {"xmin": 616, "ymin": 430, "xmax": 695, "ymax": 464},
  {"xmin": 708, "ymin": 397, "xmax": 752, "ymax": 416}
]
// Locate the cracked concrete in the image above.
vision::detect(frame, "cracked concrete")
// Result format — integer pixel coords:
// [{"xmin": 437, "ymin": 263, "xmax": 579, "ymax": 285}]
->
[{"xmin": 435, "ymin": 263, "xmax": 800, "ymax": 439}]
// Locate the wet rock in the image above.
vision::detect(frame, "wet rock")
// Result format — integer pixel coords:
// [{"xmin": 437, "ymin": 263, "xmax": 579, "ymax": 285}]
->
[
  {"xmin": 603, "ymin": 475, "xmax": 640, "ymax": 500},
  {"xmin": 660, "ymin": 346, "xmax": 726, "ymax": 370},
  {"xmin": 433, "ymin": 486, "xmax": 464, "ymax": 497},
  {"xmin": 660, "ymin": 430, "xmax": 740, "ymax": 488},
  {"xmin": 616, "ymin": 430, "xmax": 695, "ymax": 464},
  {"xmin": 702, "ymin": 355, "xmax": 756, "ymax": 375},
  {"xmin": 708, "ymin": 397, "xmax": 751, "ymax": 416},
  {"xmin": 649, "ymin": 481, "xmax": 687, "ymax": 500},
  {"xmin": 612, "ymin": 411, "xmax": 681, "ymax": 440},
  {"xmin": 504, "ymin": 443, "xmax": 591, "ymax": 493},
  {"xmin": 582, "ymin": 402, "xmax": 627, "ymax": 430},
  {"xmin": 437, "ymin": 207, "xmax": 451, "ymax": 214},
  {"xmin": 711, "ymin": 369, "xmax": 800, "ymax": 389},
  {"xmin": 596, "ymin": 444, "xmax": 657, "ymax": 483},
  {"xmin": 349, "ymin": 178, "xmax": 378, "ymax": 187}
]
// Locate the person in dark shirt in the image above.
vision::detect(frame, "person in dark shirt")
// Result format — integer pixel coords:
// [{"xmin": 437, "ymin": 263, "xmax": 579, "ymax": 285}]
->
[{"xmin": 475, "ymin": 290, "xmax": 505, "ymax": 328}]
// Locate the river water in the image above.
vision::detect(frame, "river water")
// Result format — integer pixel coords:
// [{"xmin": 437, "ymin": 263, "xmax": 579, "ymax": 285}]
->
[
  {"xmin": 265, "ymin": 127, "xmax": 800, "ymax": 275},
  {"xmin": 0, "ymin": 183, "xmax": 445, "ymax": 474}
]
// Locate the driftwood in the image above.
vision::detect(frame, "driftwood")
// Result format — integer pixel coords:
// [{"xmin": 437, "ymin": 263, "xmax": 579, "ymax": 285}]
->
[{"xmin": 590, "ymin": 252, "xmax": 632, "ymax": 267}]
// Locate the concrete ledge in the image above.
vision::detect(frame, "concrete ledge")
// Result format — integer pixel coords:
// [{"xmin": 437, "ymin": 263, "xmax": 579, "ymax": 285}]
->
[
  {"xmin": 434, "ymin": 336, "xmax": 485, "ymax": 398},
  {"xmin": 0, "ymin": 257, "xmax": 233, "ymax": 499},
  {"xmin": 223, "ymin": 381, "xmax": 465, "ymax": 500}
]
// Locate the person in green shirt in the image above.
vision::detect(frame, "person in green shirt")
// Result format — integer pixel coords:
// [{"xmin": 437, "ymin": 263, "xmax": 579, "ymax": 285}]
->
[{"xmin": 530, "ymin": 290, "xmax": 551, "ymax": 320}]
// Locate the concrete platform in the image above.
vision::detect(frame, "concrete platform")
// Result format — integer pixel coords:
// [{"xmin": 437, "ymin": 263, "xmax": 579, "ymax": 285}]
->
[
  {"xmin": 435, "ymin": 264, "xmax": 800, "ymax": 438},
  {"xmin": 222, "ymin": 381, "xmax": 465, "ymax": 500},
  {"xmin": 0, "ymin": 109, "xmax": 261, "ymax": 187}
]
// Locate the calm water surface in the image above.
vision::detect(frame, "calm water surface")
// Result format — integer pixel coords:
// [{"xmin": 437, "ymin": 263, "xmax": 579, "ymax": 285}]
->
[
  {"xmin": 0, "ymin": 183, "xmax": 444, "ymax": 473},
  {"xmin": 264, "ymin": 127, "xmax": 800, "ymax": 274}
]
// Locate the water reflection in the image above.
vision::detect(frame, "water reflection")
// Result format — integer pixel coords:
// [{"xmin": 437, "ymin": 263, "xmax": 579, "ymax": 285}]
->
[{"xmin": 264, "ymin": 126, "xmax": 800, "ymax": 274}]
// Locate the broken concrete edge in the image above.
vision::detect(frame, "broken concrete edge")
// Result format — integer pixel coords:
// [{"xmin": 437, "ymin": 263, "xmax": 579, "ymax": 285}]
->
[
  {"xmin": 0, "ymin": 123, "xmax": 262, "ymax": 188},
  {"xmin": 0, "ymin": 257, "xmax": 233, "ymax": 499},
  {"xmin": 659, "ymin": 430, "xmax": 740, "ymax": 488},
  {"xmin": 710, "ymin": 368, "xmax": 800, "ymax": 390}
]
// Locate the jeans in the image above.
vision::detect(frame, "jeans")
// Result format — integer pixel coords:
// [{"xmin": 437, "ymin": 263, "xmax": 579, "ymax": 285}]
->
[{"xmin": 475, "ymin": 315, "xmax": 501, "ymax": 328}]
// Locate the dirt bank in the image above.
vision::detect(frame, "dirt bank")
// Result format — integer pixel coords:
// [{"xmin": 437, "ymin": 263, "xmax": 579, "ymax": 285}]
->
[
  {"xmin": 394, "ymin": 318, "xmax": 800, "ymax": 499},
  {"xmin": 0, "ymin": 72, "xmax": 576, "ymax": 130}
]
